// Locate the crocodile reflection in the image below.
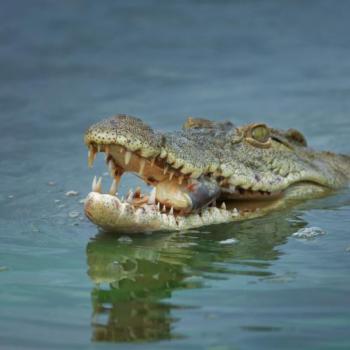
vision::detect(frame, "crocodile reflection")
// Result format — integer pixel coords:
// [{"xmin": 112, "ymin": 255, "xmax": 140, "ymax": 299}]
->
[{"xmin": 86, "ymin": 209, "xmax": 314, "ymax": 343}]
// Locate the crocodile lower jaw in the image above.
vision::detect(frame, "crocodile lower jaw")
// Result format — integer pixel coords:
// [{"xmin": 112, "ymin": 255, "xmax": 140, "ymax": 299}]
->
[{"xmin": 84, "ymin": 191, "xmax": 241, "ymax": 232}]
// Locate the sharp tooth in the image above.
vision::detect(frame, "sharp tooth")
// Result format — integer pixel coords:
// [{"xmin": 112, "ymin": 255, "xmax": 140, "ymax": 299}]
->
[
  {"xmin": 88, "ymin": 147, "xmax": 96, "ymax": 168},
  {"xmin": 114, "ymin": 196, "xmax": 122, "ymax": 207},
  {"xmin": 95, "ymin": 177, "xmax": 102, "ymax": 193},
  {"xmin": 92, "ymin": 176, "xmax": 97, "ymax": 192},
  {"xmin": 157, "ymin": 202, "xmax": 160, "ymax": 211},
  {"xmin": 150, "ymin": 158, "xmax": 156, "ymax": 167},
  {"xmin": 108, "ymin": 160, "xmax": 115, "ymax": 176},
  {"xmin": 126, "ymin": 190, "xmax": 134, "ymax": 203},
  {"xmin": 163, "ymin": 165, "xmax": 169, "ymax": 175},
  {"xmin": 97, "ymin": 144, "xmax": 101, "ymax": 152},
  {"xmin": 169, "ymin": 206, "xmax": 174, "ymax": 215},
  {"xmin": 109, "ymin": 179, "xmax": 119, "ymax": 195},
  {"xmin": 162, "ymin": 204, "xmax": 166, "ymax": 213},
  {"xmin": 178, "ymin": 175, "xmax": 184, "ymax": 185},
  {"xmin": 148, "ymin": 187, "xmax": 156, "ymax": 204},
  {"xmin": 169, "ymin": 171, "xmax": 174, "ymax": 181},
  {"xmin": 139, "ymin": 159, "xmax": 146, "ymax": 175},
  {"xmin": 124, "ymin": 151, "xmax": 132, "ymax": 165},
  {"xmin": 221, "ymin": 202, "xmax": 226, "ymax": 210},
  {"xmin": 108, "ymin": 159, "xmax": 115, "ymax": 170}
]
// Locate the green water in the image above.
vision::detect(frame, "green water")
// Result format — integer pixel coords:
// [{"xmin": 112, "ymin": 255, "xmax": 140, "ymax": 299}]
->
[
  {"xmin": 1, "ymin": 1, "xmax": 350, "ymax": 349},
  {"xmin": 2, "ymin": 197, "xmax": 350, "ymax": 349}
]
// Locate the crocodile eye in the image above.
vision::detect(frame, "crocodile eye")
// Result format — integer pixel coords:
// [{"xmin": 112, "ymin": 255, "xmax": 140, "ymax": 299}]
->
[
  {"xmin": 251, "ymin": 124, "xmax": 270, "ymax": 143},
  {"xmin": 245, "ymin": 124, "xmax": 271, "ymax": 148}
]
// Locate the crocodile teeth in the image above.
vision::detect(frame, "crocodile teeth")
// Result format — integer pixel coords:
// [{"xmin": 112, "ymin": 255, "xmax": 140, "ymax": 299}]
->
[
  {"xmin": 126, "ymin": 190, "xmax": 134, "ymax": 203},
  {"xmin": 96, "ymin": 177, "xmax": 102, "ymax": 193},
  {"xmin": 124, "ymin": 151, "xmax": 132, "ymax": 165},
  {"xmin": 91, "ymin": 176, "xmax": 97, "ymax": 192},
  {"xmin": 169, "ymin": 206, "xmax": 174, "ymax": 215},
  {"xmin": 108, "ymin": 160, "xmax": 115, "ymax": 176},
  {"xmin": 221, "ymin": 202, "xmax": 226, "ymax": 210},
  {"xmin": 178, "ymin": 175, "xmax": 184, "ymax": 185},
  {"xmin": 139, "ymin": 159, "xmax": 146, "ymax": 175},
  {"xmin": 109, "ymin": 179, "xmax": 119, "ymax": 195},
  {"xmin": 163, "ymin": 165, "xmax": 169, "ymax": 175},
  {"xmin": 114, "ymin": 196, "xmax": 122, "ymax": 207},
  {"xmin": 150, "ymin": 158, "xmax": 156, "ymax": 167},
  {"xmin": 169, "ymin": 171, "xmax": 174, "ymax": 181},
  {"xmin": 92, "ymin": 176, "xmax": 102, "ymax": 192},
  {"xmin": 88, "ymin": 146, "xmax": 96, "ymax": 168},
  {"xmin": 148, "ymin": 187, "xmax": 156, "ymax": 204}
]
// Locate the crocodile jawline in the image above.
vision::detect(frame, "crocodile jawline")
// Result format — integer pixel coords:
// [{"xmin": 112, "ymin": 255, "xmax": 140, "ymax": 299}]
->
[{"xmin": 84, "ymin": 143, "xmax": 303, "ymax": 233}]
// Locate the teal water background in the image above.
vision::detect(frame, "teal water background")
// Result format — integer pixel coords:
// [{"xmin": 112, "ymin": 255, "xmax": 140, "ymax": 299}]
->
[{"xmin": 1, "ymin": 1, "xmax": 350, "ymax": 349}]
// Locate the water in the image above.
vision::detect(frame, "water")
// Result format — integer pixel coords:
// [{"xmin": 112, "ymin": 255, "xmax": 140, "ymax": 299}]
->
[{"xmin": 1, "ymin": 1, "xmax": 350, "ymax": 349}]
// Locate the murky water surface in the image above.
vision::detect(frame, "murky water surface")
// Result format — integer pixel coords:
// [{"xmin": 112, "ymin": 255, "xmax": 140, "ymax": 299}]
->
[{"xmin": 1, "ymin": 1, "xmax": 350, "ymax": 349}]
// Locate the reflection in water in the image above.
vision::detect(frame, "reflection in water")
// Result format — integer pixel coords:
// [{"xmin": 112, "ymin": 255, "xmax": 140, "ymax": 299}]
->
[
  {"xmin": 87, "ymin": 236, "xmax": 191, "ymax": 341},
  {"xmin": 86, "ymin": 209, "xmax": 311, "ymax": 342}
]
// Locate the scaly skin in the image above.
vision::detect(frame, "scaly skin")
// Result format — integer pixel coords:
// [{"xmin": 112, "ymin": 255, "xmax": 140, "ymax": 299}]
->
[{"xmin": 83, "ymin": 115, "xmax": 350, "ymax": 233}]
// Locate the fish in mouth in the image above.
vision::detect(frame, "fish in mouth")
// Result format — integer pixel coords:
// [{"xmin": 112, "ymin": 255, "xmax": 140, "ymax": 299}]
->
[{"xmin": 83, "ymin": 114, "xmax": 350, "ymax": 233}]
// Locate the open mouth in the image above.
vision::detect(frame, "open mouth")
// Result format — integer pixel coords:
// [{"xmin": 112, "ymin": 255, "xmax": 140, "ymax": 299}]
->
[{"xmin": 85, "ymin": 142, "xmax": 283, "ymax": 222}]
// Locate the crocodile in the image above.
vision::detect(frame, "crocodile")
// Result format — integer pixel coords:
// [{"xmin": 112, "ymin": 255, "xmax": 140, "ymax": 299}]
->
[{"xmin": 84, "ymin": 114, "xmax": 350, "ymax": 233}]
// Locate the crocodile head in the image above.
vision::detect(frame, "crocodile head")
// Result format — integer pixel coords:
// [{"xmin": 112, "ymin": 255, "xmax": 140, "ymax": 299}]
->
[{"xmin": 84, "ymin": 114, "xmax": 350, "ymax": 233}]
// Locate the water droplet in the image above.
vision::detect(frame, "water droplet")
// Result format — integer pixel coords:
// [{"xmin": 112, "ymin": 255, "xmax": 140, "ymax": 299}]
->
[
  {"xmin": 118, "ymin": 236, "xmax": 133, "ymax": 244},
  {"xmin": 219, "ymin": 238, "xmax": 238, "ymax": 245},
  {"xmin": 292, "ymin": 227, "xmax": 325, "ymax": 239},
  {"xmin": 69, "ymin": 211, "xmax": 80, "ymax": 218},
  {"xmin": 65, "ymin": 191, "xmax": 79, "ymax": 197}
]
